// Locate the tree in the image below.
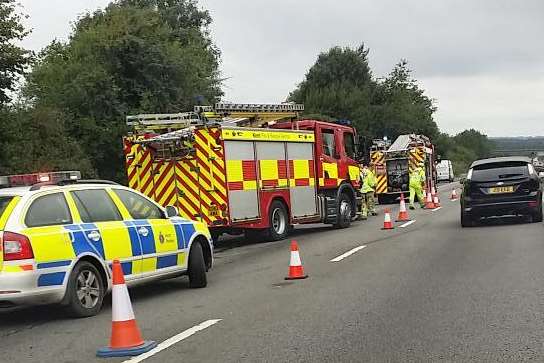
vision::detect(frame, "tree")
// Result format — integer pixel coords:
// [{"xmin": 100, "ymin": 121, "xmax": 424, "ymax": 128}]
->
[
  {"xmin": 24, "ymin": 0, "xmax": 222, "ymax": 181},
  {"xmin": 0, "ymin": 0, "xmax": 31, "ymax": 104}
]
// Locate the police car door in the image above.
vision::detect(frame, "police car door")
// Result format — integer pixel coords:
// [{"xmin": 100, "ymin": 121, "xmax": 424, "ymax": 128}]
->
[
  {"xmin": 67, "ymin": 188, "xmax": 140, "ymax": 280},
  {"xmin": 111, "ymin": 189, "xmax": 181, "ymax": 277}
]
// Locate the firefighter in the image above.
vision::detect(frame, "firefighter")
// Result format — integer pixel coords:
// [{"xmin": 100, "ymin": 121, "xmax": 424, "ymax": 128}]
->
[
  {"xmin": 359, "ymin": 162, "xmax": 377, "ymax": 220},
  {"xmin": 409, "ymin": 162, "xmax": 426, "ymax": 210}
]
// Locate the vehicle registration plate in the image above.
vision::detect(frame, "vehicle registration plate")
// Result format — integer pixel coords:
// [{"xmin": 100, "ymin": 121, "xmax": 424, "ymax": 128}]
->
[{"xmin": 489, "ymin": 186, "xmax": 514, "ymax": 194}]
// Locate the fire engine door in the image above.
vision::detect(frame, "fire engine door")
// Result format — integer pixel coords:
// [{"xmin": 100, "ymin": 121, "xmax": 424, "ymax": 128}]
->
[{"xmin": 224, "ymin": 140, "xmax": 259, "ymax": 221}]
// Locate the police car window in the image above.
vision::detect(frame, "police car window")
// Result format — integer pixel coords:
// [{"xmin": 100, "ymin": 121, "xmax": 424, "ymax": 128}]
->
[
  {"xmin": 344, "ymin": 132, "xmax": 356, "ymax": 159},
  {"xmin": 0, "ymin": 196, "xmax": 14, "ymax": 217},
  {"xmin": 322, "ymin": 129, "xmax": 336, "ymax": 157},
  {"xmin": 113, "ymin": 189, "xmax": 163, "ymax": 220},
  {"xmin": 25, "ymin": 193, "xmax": 72, "ymax": 227},
  {"xmin": 71, "ymin": 189, "xmax": 122, "ymax": 223}
]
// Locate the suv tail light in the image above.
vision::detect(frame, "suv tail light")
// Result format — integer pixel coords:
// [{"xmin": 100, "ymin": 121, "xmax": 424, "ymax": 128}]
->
[{"xmin": 1, "ymin": 232, "xmax": 34, "ymax": 261}]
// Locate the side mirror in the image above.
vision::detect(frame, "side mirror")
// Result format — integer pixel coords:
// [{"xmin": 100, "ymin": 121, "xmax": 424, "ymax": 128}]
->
[{"xmin": 165, "ymin": 205, "xmax": 179, "ymax": 218}]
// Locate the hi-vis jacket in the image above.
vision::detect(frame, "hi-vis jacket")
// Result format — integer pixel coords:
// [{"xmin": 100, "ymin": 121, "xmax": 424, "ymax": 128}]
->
[
  {"xmin": 360, "ymin": 168, "xmax": 377, "ymax": 193},
  {"xmin": 409, "ymin": 167, "xmax": 425, "ymax": 187}
]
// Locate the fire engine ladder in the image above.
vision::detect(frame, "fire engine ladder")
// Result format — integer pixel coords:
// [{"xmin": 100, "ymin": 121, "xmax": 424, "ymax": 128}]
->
[
  {"xmin": 195, "ymin": 103, "xmax": 304, "ymax": 127},
  {"xmin": 126, "ymin": 112, "xmax": 203, "ymax": 131}
]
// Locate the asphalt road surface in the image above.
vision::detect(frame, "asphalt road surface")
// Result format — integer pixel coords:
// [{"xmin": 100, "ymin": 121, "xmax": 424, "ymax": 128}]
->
[{"xmin": 3, "ymin": 182, "xmax": 544, "ymax": 363}]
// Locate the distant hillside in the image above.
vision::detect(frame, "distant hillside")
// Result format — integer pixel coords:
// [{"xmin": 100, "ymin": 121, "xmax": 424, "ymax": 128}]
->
[{"xmin": 490, "ymin": 137, "xmax": 544, "ymax": 156}]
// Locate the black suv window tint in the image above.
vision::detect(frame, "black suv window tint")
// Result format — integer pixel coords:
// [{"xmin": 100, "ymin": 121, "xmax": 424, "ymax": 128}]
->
[
  {"xmin": 71, "ymin": 189, "xmax": 122, "ymax": 223},
  {"xmin": 322, "ymin": 129, "xmax": 336, "ymax": 158},
  {"xmin": 113, "ymin": 189, "xmax": 163, "ymax": 220},
  {"xmin": 25, "ymin": 193, "xmax": 72, "ymax": 227},
  {"xmin": 344, "ymin": 132, "xmax": 356, "ymax": 159},
  {"xmin": 472, "ymin": 162, "xmax": 529, "ymax": 182}
]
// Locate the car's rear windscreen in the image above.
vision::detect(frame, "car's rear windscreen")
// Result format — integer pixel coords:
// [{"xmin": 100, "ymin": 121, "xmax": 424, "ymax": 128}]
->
[
  {"xmin": 472, "ymin": 162, "xmax": 529, "ymax": 182},
  {"xmin": 0, "ymin": 197, "xmax": 14, "ymax": 217}
]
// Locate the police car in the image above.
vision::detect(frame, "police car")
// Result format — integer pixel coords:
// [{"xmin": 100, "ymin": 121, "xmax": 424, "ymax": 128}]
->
[{"xmin": 0, "ymin": 171, "xmax": 213, "ymax": 317}]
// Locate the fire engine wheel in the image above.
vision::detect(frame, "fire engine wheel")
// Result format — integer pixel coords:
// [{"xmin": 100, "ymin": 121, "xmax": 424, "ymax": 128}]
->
[
  {"xmin": 65, "ymin": 261, "xmax": 105, "ymax": 318},
  {"xmin": 334, "ymin": 193, "xmax": 352, "ymax": 229},
  {"xmin": 268, "ymin": 200, "xmax": 289, "ymax": 241}
]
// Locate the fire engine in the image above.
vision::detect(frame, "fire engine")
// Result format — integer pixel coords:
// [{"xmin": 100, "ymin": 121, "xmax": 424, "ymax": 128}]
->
[
  {"xmin": 123, "ymin": 103, "xmax": 362, "ymax": 241},
  {"xmin": 370, "ymin": 134, "xmax": 437, "ymax": 204}
]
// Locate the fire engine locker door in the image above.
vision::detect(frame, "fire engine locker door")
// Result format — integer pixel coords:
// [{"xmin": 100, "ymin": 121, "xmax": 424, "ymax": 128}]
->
[
  {"xmin": 287, "ymin": 143, "xmax": 318, "ymax": 217},
  {"xmin": 224, "ymin": 140, "xmax": 259, "ymax": 221}
]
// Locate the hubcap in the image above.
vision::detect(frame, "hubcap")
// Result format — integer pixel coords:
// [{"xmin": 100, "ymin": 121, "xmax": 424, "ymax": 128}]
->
[
  {"xmin": 76, "ymin": 269, "xmax": 100, "ymax": 309},
  {"xmin": 340, "ymin": 200, "xmax": 352, "ymax": 222},
  {"xmin": 272, "ymin": 208, "xmax": 286, "ymax": 235}
]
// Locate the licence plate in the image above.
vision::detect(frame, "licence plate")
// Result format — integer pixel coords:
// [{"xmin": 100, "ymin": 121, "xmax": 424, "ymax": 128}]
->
[{"xmin": 489, "ymin": 186, "xmax": 514, "ymax": 194}]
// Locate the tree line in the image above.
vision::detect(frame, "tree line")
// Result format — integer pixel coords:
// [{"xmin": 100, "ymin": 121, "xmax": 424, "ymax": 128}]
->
[{"xmin": 0, "ymin": 0, "xmax": 491, "ymax": 180}]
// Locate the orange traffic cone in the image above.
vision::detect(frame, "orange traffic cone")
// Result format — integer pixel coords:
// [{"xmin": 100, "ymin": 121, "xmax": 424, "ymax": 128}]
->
[
  {"xmin": 382, "ymin": 208, "xmax": 395, "ymax": 229},
  {"xmin": 424, "ymin": 189, "xmax": 436, "ymax": 209},
  {"xmin": 285, "ymin": 241, "xmax": 308, "ymax": 280},
  {"xmin": 396, "ymin": 193, "xmax": 410, "ymax": 222},
  {"xmin": 450, "ymin": 189, "xmax": 458, "ymax": 200},
  {"xmin": 97, "ymin": 260, "xmax": 157, "ymax": 358},
  {"xmin": 433, "ymin": 193, "xmax": 441, "ymax": 207}
]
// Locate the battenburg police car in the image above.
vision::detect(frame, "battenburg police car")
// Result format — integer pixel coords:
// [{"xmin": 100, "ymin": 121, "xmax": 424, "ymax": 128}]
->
[{"xmin": 0, "ymin": 171, "xmax": 213, "ymax": 317}]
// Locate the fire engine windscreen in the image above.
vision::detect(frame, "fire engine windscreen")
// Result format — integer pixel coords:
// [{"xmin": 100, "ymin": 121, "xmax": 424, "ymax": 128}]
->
[{"xmin": 386, "ymin": 159, "xmax": 409, "ymax": 192}]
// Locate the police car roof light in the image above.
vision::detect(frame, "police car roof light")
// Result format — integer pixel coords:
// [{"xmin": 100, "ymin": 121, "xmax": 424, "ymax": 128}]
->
[{"xmin": 0, "ymin": 171, "xmax": 82, "ymax": 189}]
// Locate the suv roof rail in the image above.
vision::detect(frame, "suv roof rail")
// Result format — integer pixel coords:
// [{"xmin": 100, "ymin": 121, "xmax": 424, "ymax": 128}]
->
[{"xmin": 29, "ymin": 179, "xmax": 120, "ymax": 191}]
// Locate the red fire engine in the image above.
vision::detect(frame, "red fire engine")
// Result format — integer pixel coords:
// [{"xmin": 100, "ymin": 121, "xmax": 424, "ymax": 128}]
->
[{"xmin": 123, "ymin": 103, "xmax": 362, "ymax": 241}]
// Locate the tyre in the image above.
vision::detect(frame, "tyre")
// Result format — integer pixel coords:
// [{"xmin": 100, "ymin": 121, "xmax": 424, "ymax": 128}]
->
[
  {"xmin": 188, "ymin": 242, "xmax": 207, "ymax": 288},
  {"xmin": 267, "ymin": 200, "xmax": 289, "ymax": 241},
  {"xmin": 334, "ymin": 193, "xmax": 352, "ymax": 229},
  {"xmin": 532, "ymin": 206, "xmax": 543, "ymax": 223},
  {"xmin": 461, "ymin": 210, "xmax": 473, "ymax": 228},
  {"xmin": 65, "ymin": 261, "xmax": 105, "ymax": 318}
]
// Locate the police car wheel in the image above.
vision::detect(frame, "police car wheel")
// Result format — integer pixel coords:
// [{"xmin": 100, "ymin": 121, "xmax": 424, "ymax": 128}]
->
[
  {"xmin": 268, "ymin": 200, "xmax": 289, "ymax": 241},
  {"xmin": 65, "ymin": 261, "xmax": 105, "ymax": 318},
  {"xmin": 188, "ymin": 242, "xmax": 207, "ymax": 288}
]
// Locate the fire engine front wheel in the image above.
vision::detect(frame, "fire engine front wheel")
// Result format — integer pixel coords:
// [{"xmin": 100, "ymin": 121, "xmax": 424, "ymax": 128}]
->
[
  {"xmin": 334, "ymin": 193, "xmax": 352, "ymax": 229},
  {"xmin": 267, "ymin": 200, "xmax": 289, "ymax": 241}
]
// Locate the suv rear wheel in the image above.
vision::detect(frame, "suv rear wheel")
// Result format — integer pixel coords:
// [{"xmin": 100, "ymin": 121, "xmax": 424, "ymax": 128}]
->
[
  {"xmin": 532, "ymin": 206, "xmax": 543, "ymax": 223},
  {"xmin": 461, "ymin": 210, "xmax": 474, "ymax": 228}
]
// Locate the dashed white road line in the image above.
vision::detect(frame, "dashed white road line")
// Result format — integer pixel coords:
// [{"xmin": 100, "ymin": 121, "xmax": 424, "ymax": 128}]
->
[
  {"xmin": 330, "ymin": 245, "xmax": 367, "ymax": 262},
  {"xmin": 124, "ymin": 319, "xmax": 222, "ymax": 363},
  {"xmin": 400, "ymin": 220, "xmax": 416, "ymax": 228},
  {"xmin": 432, "ymin": 206, "xmax": 442, "ymax": 212}
]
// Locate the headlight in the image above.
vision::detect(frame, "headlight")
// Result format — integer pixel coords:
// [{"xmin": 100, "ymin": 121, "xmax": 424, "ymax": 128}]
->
[
  {"xmin": 467, "ymin": 168, "xmax": 473, "ymax": 180},
  {"xmin": 528, "ymin": 163, "xmax": 535, "ymax": 175}
]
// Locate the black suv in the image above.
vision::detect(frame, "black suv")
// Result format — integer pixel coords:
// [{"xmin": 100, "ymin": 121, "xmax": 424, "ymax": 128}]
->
[{"xmin": 461, "ymin": 156, "xmax": 543, "ymax": 227}]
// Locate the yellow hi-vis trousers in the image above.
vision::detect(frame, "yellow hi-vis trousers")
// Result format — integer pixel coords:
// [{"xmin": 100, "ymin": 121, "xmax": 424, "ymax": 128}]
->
[{"xmin": 409, "ymin": 184, "xmax": 425, "ymax": 208}]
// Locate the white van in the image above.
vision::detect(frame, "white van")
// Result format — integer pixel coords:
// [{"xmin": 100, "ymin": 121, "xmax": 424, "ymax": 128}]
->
[{"xmin": 436, "ymin": 160, "xmax": 454, "ymax": 182}]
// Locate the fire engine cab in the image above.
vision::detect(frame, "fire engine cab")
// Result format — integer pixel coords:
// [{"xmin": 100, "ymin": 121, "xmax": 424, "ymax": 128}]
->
[{"xmin": 123, "ymin": 103, "xmax": 362, "ymax": 241}]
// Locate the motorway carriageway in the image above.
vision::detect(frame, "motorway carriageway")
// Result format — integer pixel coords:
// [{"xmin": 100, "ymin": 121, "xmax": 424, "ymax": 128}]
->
[{"xmin": 3, "ymin": 182, "xmax": 544, "ymax": 362}]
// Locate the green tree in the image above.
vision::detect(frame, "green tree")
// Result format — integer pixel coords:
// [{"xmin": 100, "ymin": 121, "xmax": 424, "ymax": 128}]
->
[
  {"xmin": 0, "ymin": 0, "xmax": 31, "ymax": 104},
  {"xmin": 24, "ymin": 0, "xmax": 222, "ymax": 181},
  {"xmin": 0, "ymin": 106, "xmax": 94, "ymax": 175}
]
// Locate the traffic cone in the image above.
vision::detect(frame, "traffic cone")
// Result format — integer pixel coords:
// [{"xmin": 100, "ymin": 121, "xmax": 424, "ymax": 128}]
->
[
  {"xmin": 97, "ymin": 260, "xmax": 157, "ymax": 358},
  {"xmin": 433, "ymin": 193, "xmax": 441, "ymax": 207},
  {"xmin": 450, "ymin": 189, "xmax": 458, "ymax": 200},
  {"xmin": 382, "ymin": 208, "xmax": 394, "ymax": 229},
  {"xmin": 396, "ymin": 193, "xmax": 410, "ymax": 222},
  {"xmin": 285, "ymin": 241, "xmax": 308, "ymax": 280},
  {"xmin": 424, "ymin": 189, "xmax": 436, "ymax": 209}
]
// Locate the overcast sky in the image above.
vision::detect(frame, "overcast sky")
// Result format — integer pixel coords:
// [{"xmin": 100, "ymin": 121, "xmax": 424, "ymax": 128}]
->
[{"xmin": 19, "ymin": 0, "xmax": 544, "ymax": 137}]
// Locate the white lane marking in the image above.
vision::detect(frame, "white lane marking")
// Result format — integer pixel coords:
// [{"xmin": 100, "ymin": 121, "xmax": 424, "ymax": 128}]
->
[
  {"xmin": 432, "ymin": 207, "xmax": 442, "ymax": 212},
  {"xmin": 124, "ymin": 319, "xmax": 222, "ymax": 363},
  {"xmin": 400, "ymin": 220, "xmax": 416, "ymax": 228},
  {"xmin": 330, "ymin": 245, "xmax": 367, "ymax": 262}
]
